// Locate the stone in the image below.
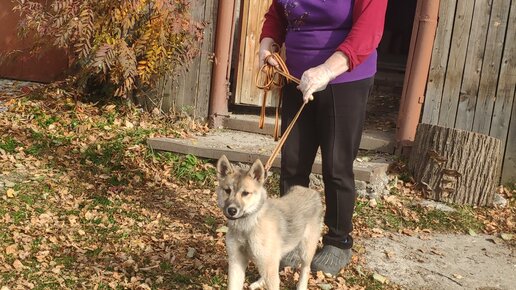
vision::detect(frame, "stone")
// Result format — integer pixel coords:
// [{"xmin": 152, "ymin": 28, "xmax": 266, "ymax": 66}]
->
[
  {"xmin": 419, "ymin": 200, "xmax": 456, "ymax": 212},
  {"xmin": 355, "ymin": 180, "xmax": 367, "ymax": 191},
  {"xmin": 187, "ymin": 247, "xmax": 196, "ymax": 258},
  {"xmin": 492, "ymin": 193, "xmax": 508, "ymax": 208},
  {"xmin": 317, "ymin": 283, "xmax": 332, "ymax": 290}
]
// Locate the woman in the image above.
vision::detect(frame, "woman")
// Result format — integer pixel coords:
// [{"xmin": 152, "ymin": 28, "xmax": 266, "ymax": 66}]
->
[{"xmin": 259, "ymin": 0, "xmax": 388, "ymax": 275}]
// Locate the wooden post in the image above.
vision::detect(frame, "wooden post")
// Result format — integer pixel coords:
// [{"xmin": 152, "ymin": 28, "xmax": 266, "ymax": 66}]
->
[{"xmin": 408, "ymin": 123, "xmax": 502, "ymax": 206}]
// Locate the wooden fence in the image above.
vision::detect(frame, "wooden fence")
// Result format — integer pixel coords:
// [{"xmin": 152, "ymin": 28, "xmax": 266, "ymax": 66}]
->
[
  {"xmin": 422, "ymin": 0, "xmax": 515, "ymax": 183},
  {"xmin": 145, "ymin": 0, "xmax": 217, "ymax": 119}
]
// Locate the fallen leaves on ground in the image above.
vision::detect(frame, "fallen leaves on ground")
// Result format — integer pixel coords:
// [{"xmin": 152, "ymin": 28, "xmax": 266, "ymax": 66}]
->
[{"xmin": 0, "ymin": 82, "xmax": 513, "ymax": 289}]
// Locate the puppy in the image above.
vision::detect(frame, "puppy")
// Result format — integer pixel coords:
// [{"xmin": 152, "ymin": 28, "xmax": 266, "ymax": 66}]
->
[{"xmin": 216, "ymin": 155, "xmax": 322, "ymax": 290}]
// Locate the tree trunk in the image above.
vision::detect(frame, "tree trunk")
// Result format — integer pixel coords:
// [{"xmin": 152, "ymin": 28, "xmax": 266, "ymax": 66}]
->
[{"xmin": 408, "ymin": 123, "xmax": 502, "ymax": 206}]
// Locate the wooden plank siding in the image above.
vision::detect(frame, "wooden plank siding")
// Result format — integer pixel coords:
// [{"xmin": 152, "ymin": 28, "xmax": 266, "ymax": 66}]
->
[
  {"xmin": 501, "ymin": 89, "xmax": 516, "ymax": 183},
  {"xmin": 422, "ymin": 0, "xmax": 457, "ymax": 124},
  {"xmin": 154, "ymin": 0, "xmax": 217, "ymax": 119},
  {"xmin": 472, "ymin": 0, "xmax": 511, "ymax": 134},
  {"xmin": 455, "ymin": 0, "xmax": 491, "ymax": 131},
  {"xmin": 493, "ymin": 0, "xmax": 516, "ymax": 182},
  {"xmin": 437, "ymin": 0, "xmax": 474, "ymax": 128},
  {"xmin": 423, "ymin": 0, "xmax": 516, "ymax": 183}
]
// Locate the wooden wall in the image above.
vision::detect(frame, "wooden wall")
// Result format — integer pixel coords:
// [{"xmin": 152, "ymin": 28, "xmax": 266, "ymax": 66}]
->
[
  {"xmin": 423, "ymin": 0, "xmax": 515, "ymax": 183},
  {"xmin": 150, "ymin": 0, "xmax": 218, "ymax": 119}
]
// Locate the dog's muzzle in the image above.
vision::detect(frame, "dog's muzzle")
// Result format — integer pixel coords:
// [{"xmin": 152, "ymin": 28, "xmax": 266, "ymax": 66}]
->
[{"xmin": 224, "ymin": 206, "xmax": 238, "ymax": 220}]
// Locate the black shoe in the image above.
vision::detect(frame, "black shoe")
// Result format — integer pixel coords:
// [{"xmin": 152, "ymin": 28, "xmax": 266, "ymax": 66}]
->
[{"xmin": 311, "ymin": 245, "xmax": 352, "ymax": 276}]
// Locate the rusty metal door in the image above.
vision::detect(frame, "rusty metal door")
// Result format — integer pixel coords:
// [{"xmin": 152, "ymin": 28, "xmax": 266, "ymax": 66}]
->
[{"xmin": 0, "ymin": 1, "xmax": 68, "ymax": 83}]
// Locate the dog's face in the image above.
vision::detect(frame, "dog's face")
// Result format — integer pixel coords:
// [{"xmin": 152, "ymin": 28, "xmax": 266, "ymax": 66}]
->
[{"xmin": 215, "ymin": 155, "xmax": 267, "ymax": 220}]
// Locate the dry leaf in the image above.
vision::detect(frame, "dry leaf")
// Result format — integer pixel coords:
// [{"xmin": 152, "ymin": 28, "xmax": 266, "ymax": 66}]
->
[
  {"xmin": 372, "ymin": 273, "xmax": 388, "ymax": 284},
  {"xmin": 500, "ymin": 233, "xmax": 513, "ymax": 241},
  {"xmin": 5, "ymin": 244, "xmax": 17, "ymax": 255},
  {"xmin": 12, "ymin": 259, "xmax": 24, "ymax": 271},
  {"xmin": 6, "ymin": 188, "xmax": 15, "ymax": 198}
]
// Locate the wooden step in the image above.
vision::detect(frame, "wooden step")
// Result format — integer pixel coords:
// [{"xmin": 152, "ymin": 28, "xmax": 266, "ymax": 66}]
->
[
  {"xmin": 147, "ymin": 129, "xmax": 392, "ymax": 183},
  {"xmin": 223, "ymin": 113, "xmax": 396, "ymax": 154}
]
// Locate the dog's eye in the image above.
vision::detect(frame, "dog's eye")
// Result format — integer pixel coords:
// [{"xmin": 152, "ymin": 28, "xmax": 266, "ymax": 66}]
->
[
  {"xmin": 241, "ymin": 191, "xmax": 251, "ymax": 197},
  {"xmin": 224, "ymin": 188, "xmax": 231, "ymax": 194}
]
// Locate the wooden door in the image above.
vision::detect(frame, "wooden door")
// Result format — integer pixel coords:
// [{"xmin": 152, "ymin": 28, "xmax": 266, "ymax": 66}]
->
[{"xmin": 234, "ymin": 0, "xmax": 280, "ymax": 107}]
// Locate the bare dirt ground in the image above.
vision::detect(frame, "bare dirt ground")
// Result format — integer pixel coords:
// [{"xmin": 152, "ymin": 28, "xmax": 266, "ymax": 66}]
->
[{"xmin": 362, "ymin": 233, "xmax": 515, "ymax": 290}]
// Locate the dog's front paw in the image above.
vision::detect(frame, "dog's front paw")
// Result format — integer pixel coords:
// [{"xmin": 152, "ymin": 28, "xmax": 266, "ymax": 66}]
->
[{"xmin": 249, "ymin": 278, "xmax": 265, "ymax": 290}]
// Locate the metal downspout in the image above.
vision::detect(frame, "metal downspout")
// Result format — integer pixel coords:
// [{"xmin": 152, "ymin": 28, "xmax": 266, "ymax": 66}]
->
[
  {"xmin": 209, "ymin": 0, "xmax": 236, "ymax": 128},
  {"xmin": 396, "ymin": 0, "xmax": 440, "ymax": 149}
]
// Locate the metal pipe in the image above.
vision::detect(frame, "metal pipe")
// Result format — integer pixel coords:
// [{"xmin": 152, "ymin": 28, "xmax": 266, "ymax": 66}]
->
[
  {"xmin": 209, "ymin": 0, "xmax": 235, "ymax": 128},
  {"xmin": 396, "ymin": 0, "xmax": 440, "ymax": 147}
]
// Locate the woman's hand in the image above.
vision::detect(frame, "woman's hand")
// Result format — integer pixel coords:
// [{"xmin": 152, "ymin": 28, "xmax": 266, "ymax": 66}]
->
[
  {"xmin": 297, "ymin": 64, "xmax": 335, "ymax": 103},
  {"xmin": 297, "ymin": 51, "xmax": 350, "ymax": 103},
  {"xmin": 259, "ymin": 37, "xmax": 279, "ymax": 67}
]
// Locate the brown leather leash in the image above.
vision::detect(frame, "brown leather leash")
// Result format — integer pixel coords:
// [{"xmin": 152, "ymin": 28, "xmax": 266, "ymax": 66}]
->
[{"xmin": 255, "ymin": 51, "xmax": 306, "ymax": 172}]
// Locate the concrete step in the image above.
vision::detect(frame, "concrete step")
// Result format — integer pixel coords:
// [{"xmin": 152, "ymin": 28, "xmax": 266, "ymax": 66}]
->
[
  {"xmin": 223, "ymin": 113, "xmax": 396, "ymax": 154},
  {"xmin": 147, "ymin": 129, "xmax": 393, "ymax": 183}
]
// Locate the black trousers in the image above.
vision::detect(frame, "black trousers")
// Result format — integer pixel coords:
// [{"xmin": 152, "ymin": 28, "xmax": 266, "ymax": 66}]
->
[{"xmin": 279, "ymin": 77, "xmax": 374, "ymax": 249}]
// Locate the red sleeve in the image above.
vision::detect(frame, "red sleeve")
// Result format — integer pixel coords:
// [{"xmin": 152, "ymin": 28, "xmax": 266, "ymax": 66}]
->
[
  {"xmin": 259, "ymin": 0, "xmax": 288, "ymax": 45},
  {"xmin": 337, "ymin": 0, "xmax": 388, "ymax": 70}
]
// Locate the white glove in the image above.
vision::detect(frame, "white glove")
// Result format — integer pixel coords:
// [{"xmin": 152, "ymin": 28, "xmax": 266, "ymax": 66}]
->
[
  {"xmin": 258, "ymin": 37, "xmax": 279, "ymax": 67},
  {"xmin": 297, "ymin": 63, "xmax": 335, "ymax": 103}
]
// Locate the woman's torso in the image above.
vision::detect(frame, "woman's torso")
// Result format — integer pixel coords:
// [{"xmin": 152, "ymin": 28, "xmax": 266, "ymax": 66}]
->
[{"xmin": 278, "ymin": 0, "xmax": 377, "ymax": 83}]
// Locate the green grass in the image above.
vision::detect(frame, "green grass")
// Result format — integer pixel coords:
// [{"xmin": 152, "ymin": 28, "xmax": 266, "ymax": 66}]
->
[
  {"xmin": 12, "ymin": 210, "xmax": 28, "ymax": 225},
  {"xmin": 24, "ymin": 129, "xmax": 72, "ymax": 155},
  {"xmin": 172, "ymin": 154, "xmax": 216, "ymax": 186},
  {"xmin": 355, "ymin": 196, "xmax": 483, "ymax": 234},
  {"xmin": 346, "ymin": 274, "xmax": 386, "ymax": 290},
  {"xmin": 86, "ymin": 248, "xmax": 103, "ymax": 258},
  {"xmin": 81, "ymin": 139, "xmax": 126, "ymax": 170},
  {"xmin": 19, "ymin": 193, "xmax": 36, "ymax": 205},
  {"xmin": 55, "ymin": 255, "xmax": 76, "ymax": 268},
  {"xmin": 168, "ymin": 272, "xmax": 194, "ymax": 284},
  {"xmin": 412, "ymin": 205, "xmax": 482, "ymax": 233},
  {"xmin": 210, "ymin": 275, "xmax": 224, "ymax": 287},
  {"xmin": 204, "ymin": 215, "xmax": 217, "ymax": 230},
  {"xmin": 160, "ymin": 261, "xmax": 173, "ymax": 271},
  {"xmin": 31, "ymin": 237, "xmax": 43, "ymax": 252},
  {"xmin": 0, "ymin": 137, "xmax": 21, "ymax": 153},
  {"xmin": 92, "ymin": 195, "xmax": 112, "ymax": 206}
]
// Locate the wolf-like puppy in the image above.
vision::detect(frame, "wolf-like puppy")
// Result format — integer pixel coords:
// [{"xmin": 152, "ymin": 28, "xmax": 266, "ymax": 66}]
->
[{"xmin": 216, "ymin": 155, "xmax": 322, "ymax": 290}]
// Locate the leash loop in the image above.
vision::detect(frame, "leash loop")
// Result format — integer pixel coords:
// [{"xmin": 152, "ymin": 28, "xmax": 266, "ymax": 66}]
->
[{"xmin": 255, "ymin": 51, "xmax": 306, "ymax": 173}]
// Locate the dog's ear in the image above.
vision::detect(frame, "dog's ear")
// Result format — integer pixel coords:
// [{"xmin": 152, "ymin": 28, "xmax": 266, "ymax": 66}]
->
[
  {"xmin": 248, "ymin": 159, "xmax": 265, "ymax": 184},
  {"xmin": 216, "ymin": 155, "xmax": 234, "ymax": 179}
]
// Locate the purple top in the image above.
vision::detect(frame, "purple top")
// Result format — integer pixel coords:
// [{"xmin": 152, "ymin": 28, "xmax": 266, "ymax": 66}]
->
[{"xmin": 278, "ymin": 0, "xmax": 377, "ymax": 83}]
